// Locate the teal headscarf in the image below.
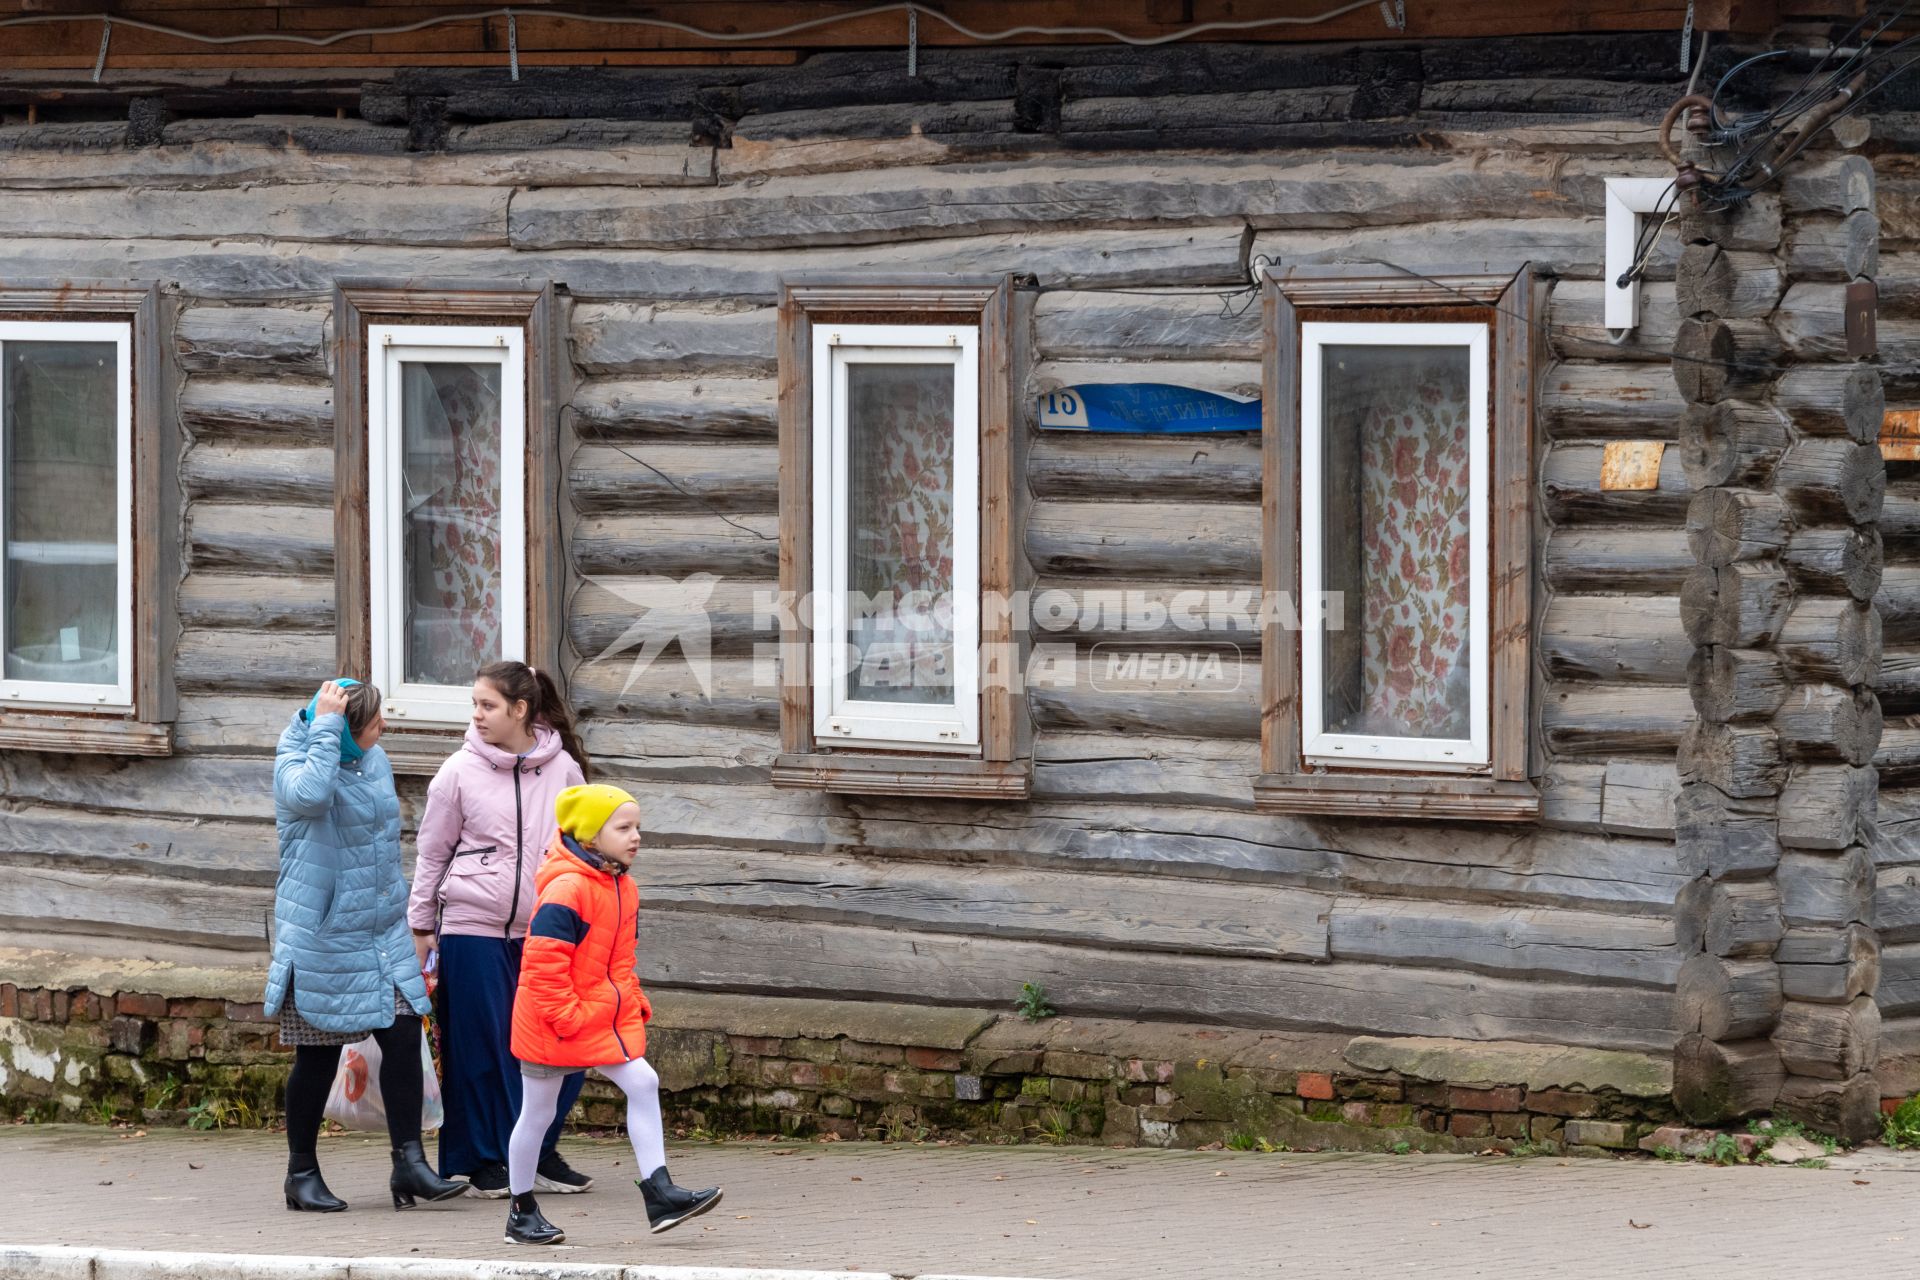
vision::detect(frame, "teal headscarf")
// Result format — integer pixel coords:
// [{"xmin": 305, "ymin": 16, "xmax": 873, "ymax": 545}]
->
[{"xmin": 303, "ymin": 678, "xmax": 366, "ymax": 766}]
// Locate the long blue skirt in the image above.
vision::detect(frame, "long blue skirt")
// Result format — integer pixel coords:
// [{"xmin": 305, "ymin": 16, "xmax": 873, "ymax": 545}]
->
[{"xmin": 434, "ymin": 933, "xmax": 585, "ymax": 1177}]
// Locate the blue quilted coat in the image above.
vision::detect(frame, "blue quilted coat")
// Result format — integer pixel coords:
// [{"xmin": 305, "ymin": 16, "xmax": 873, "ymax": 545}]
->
[{"xmin": 264, "ymin": 709, "xmax": 431, "ymax": 1032}]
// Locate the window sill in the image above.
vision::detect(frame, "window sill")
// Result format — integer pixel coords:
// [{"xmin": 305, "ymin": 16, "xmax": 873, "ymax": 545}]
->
[
  {"xmin": 772, "ymin": 752, "xmax": 1032, "ymax": 799},
  {"xmin": 0, "ymin": 711, "xmax": 172, "ymax": 757},
  {"xmin": 1253, "ymin": 772, "xmax": 1539, "ymax": 822}
]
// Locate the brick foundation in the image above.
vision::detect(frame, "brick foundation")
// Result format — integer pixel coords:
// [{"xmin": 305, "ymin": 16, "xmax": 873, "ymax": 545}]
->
[{"xmin": 1, "ymin": 980, "xmax": 1697, "ymax": 1154}]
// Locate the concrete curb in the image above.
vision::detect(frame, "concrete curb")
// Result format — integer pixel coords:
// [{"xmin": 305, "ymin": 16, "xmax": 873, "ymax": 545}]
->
[{"xmin": 0, "ymin": 1247, "xmax": 1056, "ymax": 1280}]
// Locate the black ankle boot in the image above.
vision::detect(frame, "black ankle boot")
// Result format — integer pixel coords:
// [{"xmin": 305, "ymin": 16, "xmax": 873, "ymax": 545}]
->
[
  {"xmin": 285, "ymin": 1153, "xmax": 347, "ymax": 1213},
  {"xmin": 389, "ymin": 1139, "xmax": 467, "ymax": 1210},
  {"xmin": 637, "ymin": 1166, "xmax": 723, "ymax": 1234},
  {"xmin": 505, "ymin": 1191, "xmax": 566, "ymax": 1245}
]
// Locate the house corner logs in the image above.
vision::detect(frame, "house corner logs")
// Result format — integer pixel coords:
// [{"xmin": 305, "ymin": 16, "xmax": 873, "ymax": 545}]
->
[{"xmin": 1672, "ymin": 154, "xmax": 1884, "ymax": 1142}]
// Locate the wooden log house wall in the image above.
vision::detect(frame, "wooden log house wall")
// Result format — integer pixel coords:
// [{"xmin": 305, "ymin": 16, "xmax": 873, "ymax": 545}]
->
[{"xmin": 0, "ymin": 6, "xmax": 1911, "ymax": 1134}]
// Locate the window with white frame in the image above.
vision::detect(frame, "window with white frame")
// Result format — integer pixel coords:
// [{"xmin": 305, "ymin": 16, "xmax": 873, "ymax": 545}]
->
[
  {"xmin": 367, "ymin": 324, "xmax": 526, "ymax": 724},
  {"xmin": 1300, "ymin": 321, "xmax": 1490, "ymax": 770},
  {"xmin": 0, "ymin": 321, "xmax": 133, "ymax": 711},
  {"xmin": 811, "ymin": 323, "xmax": 981, "ymax": 752}
]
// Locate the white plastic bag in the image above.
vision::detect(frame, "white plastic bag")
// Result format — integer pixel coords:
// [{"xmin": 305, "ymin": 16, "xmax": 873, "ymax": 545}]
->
[{"xmin": 323, "ymin": 1034, "xmax": 445, "ymax": 1133}]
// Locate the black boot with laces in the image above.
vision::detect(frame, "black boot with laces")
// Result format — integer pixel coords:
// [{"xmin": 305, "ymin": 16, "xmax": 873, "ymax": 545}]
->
[
  {"xmin": 505, "ymin": 1190, "xmax": 566, "ymax": 1245},
  {"xmin": 637, "ymin": 1165, "xmax": 724, "ymax": 1234}
]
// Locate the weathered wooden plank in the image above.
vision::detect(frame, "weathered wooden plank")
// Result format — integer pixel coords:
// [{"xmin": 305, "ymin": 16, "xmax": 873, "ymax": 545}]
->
[
  {"xmin": 1027, "ymin": 435, "xmax": 1262, "ymax": 503},
  {"xmin": 0, "ymin": 225, "xmax": 1253, "ymax": 302},
  {"xmin": 1601, "ymin": 759, "xmax": 1680, "ymax": 838},
  {"xmin": 182, "ymin": 443, "xmax": 333, "ymax": 506},
  {"xmin": 1539, "ymin": 363, "xmax": 1687, "ymax": 440},
  {"xmin": 178, "ymin": 573, "xmax": 335, "ymax": 632},
  {"xmin": 1676, "ymin": 953, "xmax": 1781, "ymax": 1040},
  {"xmin": 569, "ymin": 577, "xmax": 776, "ymax": 658},
  {"xmin": 1549, "ymin": 279, "xmax": 1679, "ymax": 360},
  {"xmin": 178, "ymin": 377, "xmax": 335, "ymax": 445},
  {"xmin": 176, "ymin": 307, "xmax": 329, "ymax": 378},
  {"xmin": 568, "ymin": 652, "xmax": 779, "ymax": 729},
  {"xmin": 572, "ymin": 513, "xmax": 780, "ymax": 578},
  {"xmin": 1253, "ymin": 217, "xmax": 1619, "ymax": 282},
  {"xmin": 570, "ymin": 376, "xmax": 778, "ymax": 442},
  {"xmin": 1033, "ymin": 289, "xmax": 1263, "ymax": 360},
  {"xmin": 0, "ymin": 184, "xmax": 511, "ymax": 247},
  {"xmin": 571, "ymin": 302, "xmax": 778, "ymax": 376},
  {"xmin": 570, "ymin": 443, "xmax": 780, "ymax": 515},
  {"xmin": 0, "ymin": 804, "xmax": 277, "ymax": 886},
  {"xmin": 1879, "ymin": 941, "xmax": 1920, "ymax": 1016},
  {"xmin": 1328, "ymin": 899, "xmax": 1678, "ymax": 987},
  {"xmin": 1542, "ymin": 527, "xmax": 1693, "ymax": 592},
  {"xmin": 1031, "ymin": 731, "xmax": 1258, "ymax": 809},
  {"xmin": 1541, "ymin": 685, "xmax": 1690, "ymax": 755},
  {"xmin": 0, "ymin": 863, "xmax": 268, "ymax": 951},
  {"xmin": 511, "ymin": 154, "xmax": 1587, "ymax": 251},
  {"xmin": 172, "ymin": 693, "xmax": 304, "ymax": 755},
  {"xmin": 1538, "ymin": 761, "xmax": 1606, "ymax": 833},
  {"xmin": 175, "ymin": 628, "xmax": 334, "ymax": 695},
  {"xmin": 1028, "ymin": 502, "xmax": 1261, "ymax": 580},
  {"xmin": 1785, "ymin": 210, "xmax": 1879, "ymax": 282},
  {"xmin": 1877, "ymin": 565, "xmax": 1920, "ymax": 646},
  {"xmin": 1030, "ymin": 650, "xmax": 1259, "ymax": 739},
  {"xmin": 1540, "ymin": 595, "xmax": 1688, "ymax": 683},
  {"xmin": 639, "ymin": 911, "xmax": 1677, "ymax": 1049},
  {"xmin": 1028, "ymin": 582, "xmax": 1263, "ymax": 649},
  {"xmin": 189, "ymin": 502, "xmax": 333, "ymax": 577},
  {"xmin": 0, "ymin": 119, "xmax": 715, "ymax": 188},
  {"xmin": 580, "ymin": 720, "xmax": 778, "ymax": 786},
  {"xmin": 1776, "ymin": 282, "xmax": 1920, "ymax": 363},
  {"xmin": 638, "ymin": 848, "xmax": 1331, "ymax": 961},
  {"xmin": 1778, "ymin": 155, "xmax": 1875, "ymax": 217}
]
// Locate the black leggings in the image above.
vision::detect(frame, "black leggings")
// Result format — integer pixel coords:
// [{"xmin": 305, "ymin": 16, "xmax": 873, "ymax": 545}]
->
[{"xmin": 284, "ymin": 1015, "xmax": 427, "ymax": 1157}]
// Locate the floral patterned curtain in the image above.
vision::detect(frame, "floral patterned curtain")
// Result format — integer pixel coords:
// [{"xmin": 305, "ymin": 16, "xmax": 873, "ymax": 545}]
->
[
  {"xmin": 844, "ymin": 362, "xmax": 955, "ymax": 705},
  {"xmin": 1321, "ymin": 346, "xmax": 1472, "ymax": 741},
  {"xmin": 401, "ymin": 361, "xmax": 502, "ymax": 688}
]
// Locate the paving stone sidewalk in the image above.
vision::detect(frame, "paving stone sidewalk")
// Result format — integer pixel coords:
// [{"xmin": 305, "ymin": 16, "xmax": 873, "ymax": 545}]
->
[{"xmin": 2, "ymin": 1125, "xmax": 1916, "ymax": 1280}]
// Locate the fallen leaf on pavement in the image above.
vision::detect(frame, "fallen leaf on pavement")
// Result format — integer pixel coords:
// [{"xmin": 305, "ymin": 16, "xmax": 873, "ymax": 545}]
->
[
  {"xmin": 993, "ymin": 1175, "xmax": 1006, "ymax": 1181},
  {"xmin": 1026, "ymin": 1220, "xmax": 1038, "ymax": 1225},
  {"xmin": 850, "ymin": 1176, "xmax": 862, "ymax": 1182},
  {"xmin": 1854, "ymin": 1180, "xmax": 1871, "ymax": 1185},
  {"xmin": 97, "ymin": 1181, "xmax": 112, "ymax": 1186},
  {"xmin": 735, "ymin": 1215, "xmax": 750, "ymax": 1220},
  {"xmin": 1628, "ymin": 1221, "xmax": 1652, "ymax": 1230},
  {"xmin": 187, "ymin": 1163, "xmax": 202, "ymax": 1171},
  {"xmin": 1213, "ymin": 1171, "xmax": 1227, "ymax": 1178}
]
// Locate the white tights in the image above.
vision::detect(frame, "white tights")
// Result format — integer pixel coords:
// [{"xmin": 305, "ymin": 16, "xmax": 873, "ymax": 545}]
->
[{"xmin": 509, "ymin": 1057, "xmax": 666, "ymax": 1195}]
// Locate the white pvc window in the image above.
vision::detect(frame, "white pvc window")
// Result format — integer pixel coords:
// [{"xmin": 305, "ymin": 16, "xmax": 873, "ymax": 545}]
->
[
  {"xmin": 0, "ymin": 322, "xmax": 134, "ymax": 710},
  {"xmin": 367, "ymin": 324, "xmax": 526, "ymax": 724},
  {"xmin": 1300, "ymin": 321, "xmax": 1489, "ymax": 770},
  {"xmin": 811, "ymin": 323, "xmax": 980, "ymax": 751}
]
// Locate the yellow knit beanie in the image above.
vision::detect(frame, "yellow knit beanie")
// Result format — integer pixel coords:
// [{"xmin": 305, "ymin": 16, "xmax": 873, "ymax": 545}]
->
[{"xmin": 554, "ymin": 783, "xmax": 639, "ymax": 844}]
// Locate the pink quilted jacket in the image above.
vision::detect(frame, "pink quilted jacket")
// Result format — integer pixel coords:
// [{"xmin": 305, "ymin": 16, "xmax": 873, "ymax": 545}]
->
[{"xmin": 407, "ymin": 723, "xmax": 585, "ymax": 938}]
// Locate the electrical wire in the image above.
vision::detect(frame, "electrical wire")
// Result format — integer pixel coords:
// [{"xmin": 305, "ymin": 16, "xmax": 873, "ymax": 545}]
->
[{"xmin": 0, "ymin": 0, "xmax": 1390, "ymax": 54}]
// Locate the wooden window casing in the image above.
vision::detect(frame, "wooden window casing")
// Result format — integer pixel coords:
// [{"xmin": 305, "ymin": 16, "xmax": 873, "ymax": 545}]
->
[
  {"xmin": 774, "ymin": 278, "xmax": 1031, "ymax": 799},
  {"xmin": 0, "ymin": 282, "xmax": 174, "ymax": 757},
  {"xmin": 333, "ymin": 279, "xmax": 563, "ymax": 775},
  {"xmin": 1256, "ymin": 266, "xmax": 1537, "ymax": 821}
]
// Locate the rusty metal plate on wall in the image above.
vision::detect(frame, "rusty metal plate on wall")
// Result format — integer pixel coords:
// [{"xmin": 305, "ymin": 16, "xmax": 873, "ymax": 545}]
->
[
  {"xmin": 1847, "ymin": 279, "xmax": 1878, "ymax": 359},
  {"xmin": 1600, "ymin": 440, "xmax": 1665, "ymax": 491},
  {"xmin": 1883, "ymin": 409, "xmax": 1920, "ymax": 462}
]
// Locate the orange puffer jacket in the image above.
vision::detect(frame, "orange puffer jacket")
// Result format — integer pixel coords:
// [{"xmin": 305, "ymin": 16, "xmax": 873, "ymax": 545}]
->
[{"xmin": 510, "ymin": 831, "xmax": 652, "ymax": 1068}]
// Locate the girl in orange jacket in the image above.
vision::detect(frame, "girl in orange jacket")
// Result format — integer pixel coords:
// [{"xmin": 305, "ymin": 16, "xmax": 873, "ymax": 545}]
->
[{"xmin": 501, "ymin": 783, "xmax": 723, "ymax": 1246}]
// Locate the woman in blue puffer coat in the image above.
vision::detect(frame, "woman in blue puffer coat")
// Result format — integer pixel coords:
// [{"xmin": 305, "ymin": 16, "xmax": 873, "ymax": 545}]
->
[{"xmin": 268, "ymin": 678, "xmax": 467, "ymax": 1214}]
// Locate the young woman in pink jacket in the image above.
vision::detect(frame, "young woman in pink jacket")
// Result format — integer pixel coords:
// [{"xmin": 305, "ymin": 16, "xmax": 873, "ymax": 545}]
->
[{"xmin": 407, "ymin": 660, "xmax": 591, "ymax": 1198}]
